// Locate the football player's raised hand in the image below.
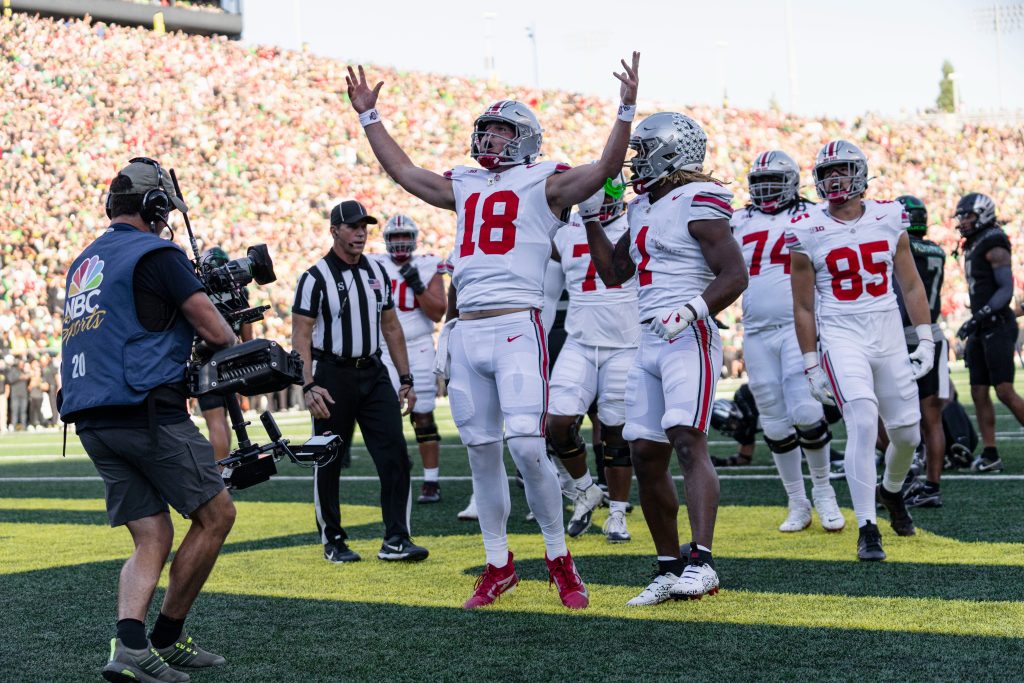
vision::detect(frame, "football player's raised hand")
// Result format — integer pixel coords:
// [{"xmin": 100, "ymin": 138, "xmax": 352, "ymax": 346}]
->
[
  {"xmin": 346, "ymin": 64, "xmax": 383, "ymax": 114},
  {"xmin": 614, "ymin": 51, "xmax": 640, "ymax": 106}
]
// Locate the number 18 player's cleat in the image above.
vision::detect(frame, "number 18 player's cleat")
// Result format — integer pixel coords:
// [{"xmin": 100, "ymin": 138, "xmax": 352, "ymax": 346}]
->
[
  {"xmin": 876, "ymin": 485, "xmax": 916, "ymax": 536},
  {"xmin": 669, "ymin": 543, "xmax": 720, "ymax": 600},
  {"xmin": 463, "ymin": 553, "xmax": 519, "ymax": 609},
  {"xmin": 626, "ymin": 573, "xmax": 680, "ymax": 606},
  {"xmin": 546, "ymin": 551, "xmax": 589, "ymax": 609},
  {"xmin": 778, "ymin": 499, "xmax": 812, "ymax": 532},
  {"xmin": 567, "ymin": 483, "xmax": 606, "ymax": 537}
]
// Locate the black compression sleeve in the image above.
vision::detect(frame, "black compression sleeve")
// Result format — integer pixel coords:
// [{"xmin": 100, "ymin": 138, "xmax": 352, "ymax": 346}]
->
[{"xmin": 985, "ymin": 265, "xmax": 1014, "ymax": 312}]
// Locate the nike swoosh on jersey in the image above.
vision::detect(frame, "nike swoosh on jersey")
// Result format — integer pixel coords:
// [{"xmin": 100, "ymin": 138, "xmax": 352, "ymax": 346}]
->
[
  {"xmin": 874, "ymin": 216, "xmax": 885, "ymax": 221},
  {"xmin": 507, "ymin": 335, "xmax": 523, "ymax": 342}
]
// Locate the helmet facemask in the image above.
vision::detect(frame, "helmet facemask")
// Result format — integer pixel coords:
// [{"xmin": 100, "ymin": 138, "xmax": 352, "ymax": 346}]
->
[
  {"xmin": 385, "ymin": 231, "xmax": 416, "ymax": 262},
  {"xmin": 749, "ymin": 172, "xmax": 798, "ymax": 213},
  {"xmin": 470, "ymin": 103, "xmax": 543, "ymax": 170},
  {"xmin": 814, "ymin": 161, "xmax": 867, "ymax": 204}
]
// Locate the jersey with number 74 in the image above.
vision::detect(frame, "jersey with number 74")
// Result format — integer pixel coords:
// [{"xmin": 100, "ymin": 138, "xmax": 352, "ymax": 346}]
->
[
  {"xmin": 446, "ymin": 161, "xmax": 569, "ymax": 312},
  {"xmin": 785, "ymin": 199, "xmax": 910, "ymax": 316}
]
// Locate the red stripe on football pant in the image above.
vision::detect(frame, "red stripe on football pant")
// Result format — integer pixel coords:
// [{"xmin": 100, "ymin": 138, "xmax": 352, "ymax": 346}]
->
[{"xmin": 532, "ymin": 309, "xmax": 550, "ymax": 436}]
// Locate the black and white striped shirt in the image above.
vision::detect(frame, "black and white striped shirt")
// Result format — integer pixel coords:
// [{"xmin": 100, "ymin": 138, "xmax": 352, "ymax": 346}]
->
[{"xmin": 292, "ymin": 251, "xmax": 394, "ymax": 358}]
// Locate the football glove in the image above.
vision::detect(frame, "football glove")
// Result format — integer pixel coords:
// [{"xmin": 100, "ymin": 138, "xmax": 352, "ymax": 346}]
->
[
  {"xmin": 398, "ymin": 261, "xmax": 426, "ymax": 294},
  {"xmin": 649, "ymin": 305, "xmax": 696, "ymax": 341},
  {"xmin": 804, "ymin": 365, "xmax": 836, "ymax": 407},
  {"xmin": 908, "ymin": 338, "xmax": 935, "ymax": 380},
  {"xmin": 956, "ymin": 305, "xmax": 992, "ymax": 340}
]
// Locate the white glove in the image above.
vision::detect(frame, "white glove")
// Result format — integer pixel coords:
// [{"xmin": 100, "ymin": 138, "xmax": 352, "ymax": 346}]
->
[
  {"xmin": 801, "ymin": 352, "xmax": 835, "ymax": 406},
  {"xmin": 577, "ymin": 187, "xmax": 605, "ymax": 221},
  {"xmin": 908, "ymin": 338, "xmax": 935, "ymax": 381},
  {"xmin": 649, "ymin": 305, "xmax": 696, "ymax": 341}
]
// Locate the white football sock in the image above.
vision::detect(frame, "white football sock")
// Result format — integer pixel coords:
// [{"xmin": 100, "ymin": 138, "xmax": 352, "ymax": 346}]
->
[
  {"xmin": 842, "ymin": 398, "xmax": 880, "ymax": 527},
  {"xmin": 467, "ymin": 441, "xmax": 510, "ymax": 567},
  {"xmin": 508, "ymin": 436, "xmax": 568, "ymax": 559},
  {"xmin": 770, "ymin": 445, "xmax": 808, "ymax": 503},
  {"xmin": 423, "ymin": 467, "xmax": 439, "ymax": 483},
  {"xmin": 882, "ymin": 423, "xmax": 920, "ymax": 493}
]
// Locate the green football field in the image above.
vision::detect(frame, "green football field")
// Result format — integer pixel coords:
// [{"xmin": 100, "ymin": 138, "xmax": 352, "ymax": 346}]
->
[{"xmin": 2, "ymin": 368, "xmax": 1023, "ymax": 682}]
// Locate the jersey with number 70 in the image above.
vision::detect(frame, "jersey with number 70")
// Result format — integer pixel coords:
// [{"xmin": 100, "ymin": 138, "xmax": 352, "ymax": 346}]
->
[
  {"xmin": 446, "ymin": 161, "xmax": 569, "ymax": 312},
  {"xmin": 785, "ymin": 199, "xmax": 910, "ymax": 317}
]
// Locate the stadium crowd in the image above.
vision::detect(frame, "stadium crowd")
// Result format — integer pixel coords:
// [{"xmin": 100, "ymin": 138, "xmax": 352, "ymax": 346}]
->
[{"xmin": 0, "ymin": 13, "xmax": 1021, "ymax": 428}]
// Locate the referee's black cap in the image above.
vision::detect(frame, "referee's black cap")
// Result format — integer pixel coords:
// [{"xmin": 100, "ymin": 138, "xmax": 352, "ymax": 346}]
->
[{"xmin": 331, "ymin": 200, "xmax": 378, "ymax": 226}]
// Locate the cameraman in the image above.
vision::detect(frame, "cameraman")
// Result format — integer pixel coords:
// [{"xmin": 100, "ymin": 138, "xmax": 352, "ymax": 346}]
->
[
  {"xmin": 60, "ymin": 158, "xmax": 237, "ymax": 682},
  {"xmin": 197, "ymin": 246, "xmax": 255, "ymax": 462}
]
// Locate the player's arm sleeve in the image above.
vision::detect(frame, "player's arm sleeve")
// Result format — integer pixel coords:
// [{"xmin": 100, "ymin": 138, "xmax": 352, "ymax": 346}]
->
[{"xmin": 986, "ymin": 263, "xmax": 1014, "ymax": 311}]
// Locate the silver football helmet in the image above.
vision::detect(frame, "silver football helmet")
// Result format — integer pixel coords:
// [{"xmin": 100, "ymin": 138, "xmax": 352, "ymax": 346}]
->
[
  {"xmin": 954, "ymin": 192, "xmax": 997, "ymax": 237},
  {"xmin": 627, "ymin": 112, "xmax": 707, "ymax": 192},
  {"xmin": 813, "ymin": 140, "xmax": 868, "ymax": 203},
  {"xmin": 383, "ymin": 214, "xmax": 418, "ymax": 262},
  {"xmin": 470, "ymin": 100, "xmax": 543, "ymax": 169},
  {"xmin": 748, "ymin": 150, "xmax": 800, "ymax": 212}
]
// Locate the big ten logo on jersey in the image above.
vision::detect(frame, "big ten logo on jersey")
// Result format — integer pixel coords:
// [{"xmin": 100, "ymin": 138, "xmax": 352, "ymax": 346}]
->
[
  {"xmin": 459, "ymin": 190, "xmax": 520, "ymax": 257},
  {"xmin": 391, "ymin": 278, "xmax": 420, "ymax": 312},
  {"xmin": 743, "ymin": 230, "xmax": 790, "ymax": 276},
  {"xmin": 825, "ymin": 241, "xmax": 890, "ymax": 301},
  {"xmin": 63, "ymin": 255, "xmax": 107, "ymax": 342},
  {"xmin": 572, "ymin": 243, "xmax": 621, "ymax": 293}
]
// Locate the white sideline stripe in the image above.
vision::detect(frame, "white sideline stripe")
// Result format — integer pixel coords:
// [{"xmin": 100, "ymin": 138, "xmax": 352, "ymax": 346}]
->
[{"xmin": 3, "ymin": 474, "xmax": 1024, "ymax": 483}]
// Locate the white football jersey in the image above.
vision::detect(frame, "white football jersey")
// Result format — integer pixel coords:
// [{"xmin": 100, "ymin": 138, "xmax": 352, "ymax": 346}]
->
[
  {"xmin": 626, "ymin": 182, "xmax": 734, "ymax": 321},
  {"xmin": 553, "ymin": 212, "xmax": 639, "ymax": 347},
  {"xmin": 786, "ymin": 199, "xmax": 910, "ymax": 317},
  {"xmin": 731, "ymin": 205, "xmax": 809, "ymax": 332},
  {"xmin": 446, "ymin": 161, "xmax": 569, "ymax": 312},
  {"xmin": 369, "ymin": 253, "xmax": 443, "ymax": 341}
]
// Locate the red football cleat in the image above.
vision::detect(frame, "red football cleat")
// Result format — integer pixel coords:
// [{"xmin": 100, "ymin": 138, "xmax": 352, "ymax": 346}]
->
[
  {"xmin": 463, "ymin": 552, "xmax": 519, "ymax": 609},
  {"xmin": 546, "ymin": 550, "xmax": 589, "ymax": 609}
]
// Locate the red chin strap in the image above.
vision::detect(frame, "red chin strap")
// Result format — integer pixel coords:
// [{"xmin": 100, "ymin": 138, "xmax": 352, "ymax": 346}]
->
[
  {"xmin": 478, "ymin": 155, "xmax": 500, "ymax": 170},
  {"xmin": 633, "ymin": 180, "xmax": 648, "ymax": 195}
]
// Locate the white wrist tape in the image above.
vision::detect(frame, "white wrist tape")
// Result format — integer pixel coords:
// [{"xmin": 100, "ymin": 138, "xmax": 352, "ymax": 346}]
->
[
  {"xmin": 684, "ymin": 295, "xmax": 709, "ymax": 320},
  {"xmin": 915, "ymin": 324, "xmax": 934, "ymax": 344},
  {"xmin": 803, "ymin": 352, "xmax": 820, "ymax": 371},
  {"xmin": 617, "ymin": 102, "xmax": 636, "ymax": 122},
  {"xmin": 359, "ymin": 108, "xmax": 382, "ymax": 127}
]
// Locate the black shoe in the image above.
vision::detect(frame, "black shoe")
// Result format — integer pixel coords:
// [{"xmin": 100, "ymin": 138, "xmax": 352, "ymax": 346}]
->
[
  {"xmin": 324, "ymin": 541, "xmax": 361, "ymax": 563},
  {"xmin": 378, "ymin": 536, "xmax": 429, "ymax": 562},
  {"xmin": 903, "ymin": 480, "xmax": 943, "ymax": 508},
  {"xmin": 876, "ymin": 485, "xmax": 916, "ymax": 536},
  {"xmin": 944, "ymin": 443, "xmax": 973, "ymax": 471},
  {"xmin": 417, "ymin": 481, "xmax": 441, "ymax": 504},
  {"xmin": 971, "ymin": 450, "xmax": 1004, "ymax": 473},
  {"xmin": 857, "ymin": 522, "xmax": 886, "ymax": 561}
]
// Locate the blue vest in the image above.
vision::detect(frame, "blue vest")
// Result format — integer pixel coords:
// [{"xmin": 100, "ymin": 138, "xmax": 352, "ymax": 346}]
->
[{"xmin": 60, "ymin": 225, "xmax": 195, "ymax": 420}]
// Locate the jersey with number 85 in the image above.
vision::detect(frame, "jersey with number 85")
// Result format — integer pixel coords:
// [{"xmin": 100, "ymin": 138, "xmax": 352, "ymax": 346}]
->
[
  {"xmin": 785, "ymin": 199, "xmax": 910, "ymax": 316},
  {"xmin": 447, "ymin": 161, "xmax": 568, "ymax": 312}
]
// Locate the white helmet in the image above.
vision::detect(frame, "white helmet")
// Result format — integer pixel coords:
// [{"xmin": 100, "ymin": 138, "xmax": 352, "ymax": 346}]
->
[
  {"xmin": 748, "ymin": 150, "xmax": 800, "ymax": 213},
  {"xmin": 581, "ymin": 169, "xmax": 628, "ymax": 224},
  {"xmin": 383, "ymin": 214, "xmax": 418, "ymax": 262},
  {"xmin": 627, "ymin": 112, "xmax": 707, "ymax": 193},
  {"xmin": 470, "ymin": 100, "xmax": 543, "ymax": 170},
  {"xmin": 813, "ymin": 140, "xmax": 868, "ymax": 203}
]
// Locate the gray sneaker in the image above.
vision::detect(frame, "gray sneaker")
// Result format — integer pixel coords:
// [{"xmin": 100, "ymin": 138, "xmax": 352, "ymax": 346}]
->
[
  {"xmin": 101, "ymin": 638, "xmax": 190, "ymax": 683},
  {"xmin": 155, "ymin": 632, "xmax": 226, "ymax": 669},
  {"xmin": 567, "ymin": 484, "xmax": 606, "ymax": 537}
]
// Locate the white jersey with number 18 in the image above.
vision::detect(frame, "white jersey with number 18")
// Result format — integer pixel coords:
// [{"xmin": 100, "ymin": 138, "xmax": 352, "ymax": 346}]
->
[{"xmin": 446, "ymin": 160, "xmax": 569, "ymax": 312}]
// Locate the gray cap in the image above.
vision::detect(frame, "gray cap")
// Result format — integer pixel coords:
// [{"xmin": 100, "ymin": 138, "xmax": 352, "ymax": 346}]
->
[{"xmin": 109, "ymin": 158, "xmax": 188, "ymax": 213}]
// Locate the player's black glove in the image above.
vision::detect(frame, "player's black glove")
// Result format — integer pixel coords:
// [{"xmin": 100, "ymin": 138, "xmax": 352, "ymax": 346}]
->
[
  {"xmin": 957, "ymin": 305, "xmax": 993, "ymax": 340},
  {"xmin": 399, "ymin": 262, "xmax": 426, "ymax": 294}
]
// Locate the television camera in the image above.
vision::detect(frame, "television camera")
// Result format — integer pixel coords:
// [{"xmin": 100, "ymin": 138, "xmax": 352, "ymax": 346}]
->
[{"xmin": 168, "ymin": 169, "xmax": 340, "ymax": 489}]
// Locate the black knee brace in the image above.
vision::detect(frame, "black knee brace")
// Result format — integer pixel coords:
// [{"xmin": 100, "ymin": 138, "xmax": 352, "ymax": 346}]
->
[
  {"xmin": 763, "ymin": 432, "xmax": 800, "ymax": 455},
  {"xmin": 796, "ymin": 419, "xmax": 832, "ymax": 450},
  {"xmin": 603, "ymin": 444, "xmax": 631, "ymax": 467},
  {"xmin": 549, "ymin": 422, "xmax": 586, "ymax": 460},
  {"xmin": 412, "ymin": 416, "xmax": 441, "ymax": 443}
]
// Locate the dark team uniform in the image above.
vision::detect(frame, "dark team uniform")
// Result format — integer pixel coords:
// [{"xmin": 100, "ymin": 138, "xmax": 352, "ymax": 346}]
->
[
  {"xmin": 896, "ymin": 235, "xmax": 947, "ymax": 398},
  {"xmin": 963, "ymin": 226, "xmax": 1017, "ymax": 386}
]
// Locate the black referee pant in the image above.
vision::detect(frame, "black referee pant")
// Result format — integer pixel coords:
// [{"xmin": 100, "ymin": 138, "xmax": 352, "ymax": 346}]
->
[{"xmin": 312, "ymin": 357, "xmax": 412, "ymax": 545}]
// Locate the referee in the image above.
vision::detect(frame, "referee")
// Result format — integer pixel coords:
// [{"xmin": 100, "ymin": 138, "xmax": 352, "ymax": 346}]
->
[{"xmin": 292, "ymin": 200, "xmax": 429, "ymax": 563}]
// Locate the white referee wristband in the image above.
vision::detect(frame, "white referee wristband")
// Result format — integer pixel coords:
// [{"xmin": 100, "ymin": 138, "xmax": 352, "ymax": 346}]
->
[
  {"xmin": 617, "ymin": 102, "xmax": 636, "ymax": 122},
  {"xmin": 803, "ymin": 351, "xmax": 820, "ymax": 371},
  {"xmin": 359, "ymin": 108, "xmax": 382, "ymax": 127},
  {"xmin": 684, "ymin": 295, "xmax": 709, "ymax": 321},
  {"xmin": 915, "ymin": 324, "xmax": 934, "ymax": 344}
]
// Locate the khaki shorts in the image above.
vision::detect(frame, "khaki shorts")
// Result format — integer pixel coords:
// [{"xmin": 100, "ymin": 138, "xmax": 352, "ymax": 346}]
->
[{"xmin": 80, "ymin": 420, "xmax": 225, "ymax": 527}]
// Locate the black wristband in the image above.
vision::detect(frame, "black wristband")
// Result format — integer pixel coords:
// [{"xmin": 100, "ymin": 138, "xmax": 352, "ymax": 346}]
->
[
  {"xmin": 302, "ymin": 382, "xmax": 318, "ymax": 394},
  {"xmin": 399, "ymin": 374, "xmax": 414, "ymax": 387}
]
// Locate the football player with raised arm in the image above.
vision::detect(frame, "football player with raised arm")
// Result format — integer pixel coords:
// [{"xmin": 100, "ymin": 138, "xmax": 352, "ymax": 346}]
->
[
  {"xmin": 585, "ymin": 112, "xmax": 748, "ymax": 605},
  {"xmin": 346, "ymin": 53, "xmax": 640, "ymax": 611},
  {"xmin": 788, "ymin": 140, "xmax": 935, "ymax": 562},
  {"xmin": 731, "ymin": 152, "xmax": 844, "ymax": 534}
]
